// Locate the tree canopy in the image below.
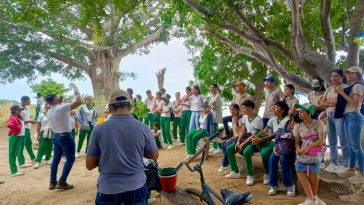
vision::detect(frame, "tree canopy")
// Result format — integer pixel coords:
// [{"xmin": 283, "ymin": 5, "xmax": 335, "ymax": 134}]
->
[{"xmin": 30, "ymin": 78, "xmax": 69, "ymax": 98}]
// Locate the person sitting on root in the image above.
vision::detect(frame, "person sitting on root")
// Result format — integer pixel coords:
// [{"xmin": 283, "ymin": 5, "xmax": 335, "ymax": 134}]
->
[
  {"xmin": 152, "ymin": 122, "xmax": 163, "ymax": 149},
  {"xmin": 185, "ymin": 102, "xmax": 213, "ymax": 160}
]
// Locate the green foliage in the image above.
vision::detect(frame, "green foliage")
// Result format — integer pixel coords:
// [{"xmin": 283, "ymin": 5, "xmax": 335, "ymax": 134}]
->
[
  {"xmin": 30, "ymin": 79, "xmax": 70, "ymax": 99},
  {"xmin": 132, "ymin": 101, "xmax": 149, "ymax": 120}
]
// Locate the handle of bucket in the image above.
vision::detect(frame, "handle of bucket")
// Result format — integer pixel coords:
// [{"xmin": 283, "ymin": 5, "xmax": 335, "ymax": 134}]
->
[{"xmin": 174, "ymin": 162, "xmax": 184, "ymax": 173}]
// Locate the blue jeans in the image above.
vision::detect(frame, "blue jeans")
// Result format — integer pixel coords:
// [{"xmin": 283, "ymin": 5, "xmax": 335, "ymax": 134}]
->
[
  {"xmin": 269, "ymin": 152, "xmax": 295, "ymax": 187},
  {"xmin": 344, "ymin": 112, "xmax": 364, "ymax": 173},
  {"xmin": 50, "ymin": 133, "xmax": 76, "ymax": 183},
  {"xmin": 221, "ymin": 139, "xmax": 236, "ymax": 167},
  {"xmin": 327, "ymin": 112, "xmax": 350, "ymax": 167},
  {"xmin": 189, "ymin": 111, "xmax": 200, "ymax": 131},
  {"xmin": 95, "ymin": 184, "xmax": 148, "ymax": 205}
]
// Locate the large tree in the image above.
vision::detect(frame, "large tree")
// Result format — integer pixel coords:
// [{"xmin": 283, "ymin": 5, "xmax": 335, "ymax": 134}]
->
[
  {"xmin": 171, "ymin": 0, "xmax": 364, "ymax": 92},
  {"xmin": 0, "ymin": 0, "xmax": 172, "ymax": 99}
]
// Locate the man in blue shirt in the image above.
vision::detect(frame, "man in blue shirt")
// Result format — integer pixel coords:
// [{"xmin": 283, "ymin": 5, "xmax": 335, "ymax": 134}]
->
[{"xmin": 86, "ymin": 89, "xmax": 159, "ymax": 205}]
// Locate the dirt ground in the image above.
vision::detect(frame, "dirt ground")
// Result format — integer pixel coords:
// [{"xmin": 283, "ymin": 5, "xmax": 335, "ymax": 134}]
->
[{"xmin": 0, "ymin": 127, "xmax": 353, "ymax": 205}]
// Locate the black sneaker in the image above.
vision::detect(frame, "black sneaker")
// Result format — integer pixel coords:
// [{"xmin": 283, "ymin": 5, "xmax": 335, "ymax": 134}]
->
[
  {"xmin": 56, "ymin": 182, "xmax": 74, "ymax": 190},
  {"xmin": 49, "ymin": 182, "xmax": 57, "ymax": 190}
]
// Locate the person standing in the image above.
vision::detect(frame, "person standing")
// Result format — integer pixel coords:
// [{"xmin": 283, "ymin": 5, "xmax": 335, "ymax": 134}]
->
[
  {"xmin": 308, "ymin": 78, "xmax": 326, "ymax": 118},
  {"xmin": 179, "ymin": 86, "xmax": 192, "ymax": 145},
  {"xmin": 86, "ymin": 89, "xmax": 159, "ymax": 205},
  {"xmin": 160, "ymin": 94, "xmax": 174, "ymax": 150},
  {"xmin": 262, "ymin": 76, "xmax": 284, "ymax": 128},
  {"xmin": 222, "ymin": 81, "xmax": 253, "ymax": 137},
  {"xmin": 152, "ymin": 92, "xmax": 163, "ymax": 125},
  {"xmin": 188, "ymin": 85, "xmax": 205, "ymax": 131},
  {"xmin": 282, "ymin": 84, "xmax": 299, "ymax": 115},
  {"xmin": 18, "ymin": 96, "xmax": 36, "ymax": 168},
  {"xmin": 335, "ymin": 66, "xmax": 364, "ymax": 182},
  {"xmin": 144, "ymin": 90, "xmax": 155, "ymax": 129},
  {"xmin": 76, "ymin": 96, "xmax": 97, "ymax": 157},
  {"xmin": 320, "ymin": 69, "xmax": 350, "ymax": 174},
  {"xmin": 46, "ymin": 83, "xmax": 82, "ymax": 190},
  {"xmin": 172, "ymin": 92, "xmax": 183, "ymax": 144},
  {"xmin": 35, "ymin": 93, "xmax": 43, "ymax": 121},
  {"xmin": 209, "ymin": 83, "xmax": 223, "ymax": 154},
  {"xmin": 34, "ymin": 104, "xmax": 53, "ymax": 169},
  {"xmin": 7, "ymin": 105, "xmax": 25, "ymax": 176}
]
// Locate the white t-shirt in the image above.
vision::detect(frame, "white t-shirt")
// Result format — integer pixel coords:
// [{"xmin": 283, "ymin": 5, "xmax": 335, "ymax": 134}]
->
[
  {"xmin": 47, "ymin": 103, "xmax": 72, "ymax": 133},
  {"xmin": 18, "ymin": 120, "xmax": 25, "ymax": 136},
  {"xmin": 199, "ymin": 114, "xmax": 208, "ymax": 129},
  {"xmin": 190, "ymin": 95, "xmax": 204, "ymax": 112},
  {"xmin": 241, "ymin": 115, "xmax": 264, "ymax": 133},
  {"xmin": 161, "ymin": 102, "xmax": 172, "ymax": 118},
  {"xmin": 145, "ymin": 98, "xmax": 155, "ymax": 113},
  {"xmin": 181, "ymin": 95, "xmax": 191, "ymax": 111},
  {"xmin": 267, "ymin": 116, "xmax": 290, "ymax": 132},
  {"xmin": 21, "ymin": 107, "xmax": 31, "ymax": 129},
  {"xmin": 38, "ymin": 113, "xmax": 52, "ymax": 138}
]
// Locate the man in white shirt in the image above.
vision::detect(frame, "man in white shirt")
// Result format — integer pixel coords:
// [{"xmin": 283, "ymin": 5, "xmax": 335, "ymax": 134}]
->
[
  {"xmin": 46, "ymin": 83, "xmax": 82, "ymax": 190},
  {"xmin": 144, "ymin": 90, "xmax": 155, "ymax": 129}
]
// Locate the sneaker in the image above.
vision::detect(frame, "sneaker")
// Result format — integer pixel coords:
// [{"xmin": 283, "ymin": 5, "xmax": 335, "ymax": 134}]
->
[
  {"xmin": 218, "ymin": 166, "xmax": 229, "ymax": 173},
  {"xmin": 11, "ymin": 171, "xmax": 24, "ymax": 177},
  {"xmin": 148, "ymin": 197, "xmax": 157, "ymax": 204},
  {"xmin": 49, "ymin": 182, "xmax": 57, "ymax": 190},
  {"xmin": 209, "ymin": 148, "xmax": 216, "ymax": 153},
  {"xmin": 324, "ymin": 163, "xmax": 338, "ymax": 173},
  {"xmin": 263, "ymin": 174, "xmax": 269, "ymax": 185},
  {"xmin": 167, "ymin": 145, "xmax": 174, "ymax": 150},
  {"xmin": 62, "ymin": 157, "xmax": 67, "ymax": 163},
  {"xmin": 314, "ymin": 196, "xmax": 326, "ymax": 205},
  {"xmin": 287, "ymin": 185, "xmax": 295, "ymax": 197},
  {"xmin": 19, "ymin": 164, "xmax": 32, "ymax": 168},
  {"xmin": 335, "ymin": 165, "xmax": 348, "ymax": 174},
  {"xmin": 46, "ymin": 160, "xmax": 52, "ymax": 165},
  {"xmin": 298, "ymin": 198, "xmax": 315, "ymax": 205},
  {"xmin": 56, "ymin": 182, "xmax": 74, "ymax": 190},
  {"xmin": 179, "ymin": 142, "xmax": 186, "ymax": 146},
  {"xmin": 337, "ymin": 169, "xmax": 356, "ymax": 178},
  {"xmin": 162, "ymin": 144, "xmax": 168, "ymax": 149},
  {"xmin": 246, "ymin": 176, "xmax": 254, "ymax": 186},
  {"xmin": 213, "ymin": 148, "xmax": 222, "ymax": 154},
  {"xmin": 75, "ymin": 153, "xmax": 80, "ymax": 158},
  {"xmin": 268, "ymin": 186, "xmax": 278, "ymax": 195},
  {"xmin": 225, "ymin": 171, "xmax": 241, "ymax": 179},
  {"xmin": 34, "ymin": 162, "xmax": 40, "ymax": 169}
]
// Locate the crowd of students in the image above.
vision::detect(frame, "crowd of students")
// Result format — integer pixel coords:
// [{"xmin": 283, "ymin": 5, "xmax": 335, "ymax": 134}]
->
[{"xmin": 4, "ymin": 66, "xmax": 364, "ymax": 205}]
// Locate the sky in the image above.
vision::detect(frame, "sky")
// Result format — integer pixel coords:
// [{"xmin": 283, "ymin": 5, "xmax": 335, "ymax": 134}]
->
[{"xmin": 0, "ymin": 38, "xmax": 194, "ymax": 103}]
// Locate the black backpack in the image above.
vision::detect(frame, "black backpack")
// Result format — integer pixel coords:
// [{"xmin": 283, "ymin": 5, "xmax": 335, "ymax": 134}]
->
[
  {"xmin": 144, "ymin": 161, "xmax": 162, "ymax": 192},
  {"xmin": 335, "ymin": 82, "xmax": 364, "ymax": 118}
]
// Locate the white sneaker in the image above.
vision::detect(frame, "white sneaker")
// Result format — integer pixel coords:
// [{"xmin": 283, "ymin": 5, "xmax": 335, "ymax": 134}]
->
[
  {"xmin": 225, "ymin": 171, "xmax": 240, "ymax": 179},
  {"xmin": 75, "ymin": 153, "xmax": 80, "ymax": 158},
  {"xmin": 148, "ymin": 197, "xmax": 157, "ymax": 204},
  {"xmin": 246, "ymin": 176, "xmax": 254, "ymax": 186},
  {"xmin": 19, "ymin": 164, "xmax": 32, "ymax": 168},
  {"xmin": 324, "ymin": 163, "xmax": 338, "ymax": 173},
  {"xmin": 213, "ymin": 148, "xmax": 222, "ymax": 154},
  {"xmin": 162, "ymin": 144, "xmax": 168, "ymax": 149},
  {"xmin": 34, "ymin": 162, "xmax": 40, "ymax": 169},
  {"xmin": 167, "ymin": 145, "xmax": 174, "ymax": 150},
  {"xmin": 218, "ymin": 166, "xmax": 229, "ymax": 173},
  {"xmin": 348, "ymin": 174, "xmax": 364, "ymax": 184},
  {"xmin": 209, "ymin": 148, "xmax": 216, "ymax": 153},
  {"xmin": 268, "ymin": 186, "xmax": 278, "ymax": 195},
  {"xmin": 46, "ymin": 160, "xmax": 52, "ymax": 165},
  {"xmin": 298, "ymin": 198, "xmax": 315, "ymax": 205},
  {"xmin": 335, "ymin": 165, "xmax": 348, "ymax": 174},
  {"xmin": 179, "ymin": 142, "xmax": 186, "ymax": 146},
  {"xmin": 62, "ymin": 157, "xmax": 67, "ymax": 163},
  {"xmin": 11, "ymin": 171, "xmax": 24, "ymax": 177},
  {"xmin": 287, "ymin": 185, "xmax": 295, "ymax": 197},
  {"xmin": 263, "ymin": 174, "xmax": 269, "ymax": 185},
  {"xmin": 314, "ymin": 196, "xmax": 326, "ymax": 205}
]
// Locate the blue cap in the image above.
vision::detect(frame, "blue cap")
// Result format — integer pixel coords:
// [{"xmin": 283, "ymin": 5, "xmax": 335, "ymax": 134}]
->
[{"xmin": 264, "ymin": 76, "xmax": 276, "ymax": 83}]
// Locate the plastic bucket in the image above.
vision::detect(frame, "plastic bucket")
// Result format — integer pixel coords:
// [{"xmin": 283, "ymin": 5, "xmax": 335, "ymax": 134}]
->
[
  {"xmin": 159, "ymin": 174, "xmax": 177, "ymax": 192},
  {"xmin": 158, "ymin": 167, "xmax": 176, "ymax": 176}
]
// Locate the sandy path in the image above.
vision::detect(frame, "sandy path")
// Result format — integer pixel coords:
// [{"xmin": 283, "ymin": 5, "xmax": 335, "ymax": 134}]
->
[{"xmin": 0, "ymin": 127, "xmax": 351, "ymax": 205}]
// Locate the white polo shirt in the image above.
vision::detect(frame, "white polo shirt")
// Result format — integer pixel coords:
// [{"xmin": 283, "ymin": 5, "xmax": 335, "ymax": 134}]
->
[
  {"xmin": 21, "ymin": 107, "xmax": 31, "ymax": 129},
  {"xmin": 47, "ymin": 103, "xmax": 72, "ymax": 134},
  {"xmin": 241, "ymin": 115, "xmax": 264, "ymax": 133},
  {"xmin": 38, "ymin": 113, "xmax": 52, "ymax": 138}
]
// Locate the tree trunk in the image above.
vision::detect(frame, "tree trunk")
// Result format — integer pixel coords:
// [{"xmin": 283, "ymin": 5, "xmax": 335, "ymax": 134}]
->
[
  {"xmin": 156, "ymin": 67, "xmax": 167, "ymax": 90},
  {"xmin": 252, "ymin": 66, "xmax": 267, "ymax": 113},
  {"xmin": 86, "ymin": 49, "xmax": 121, "ymax": 102}
]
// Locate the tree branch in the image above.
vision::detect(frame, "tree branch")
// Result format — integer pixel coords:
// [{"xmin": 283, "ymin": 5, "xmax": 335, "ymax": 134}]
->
[
  {"xmin": 320, "ymin": 0, "xmax": 336, "ymax": 62},
  {"xmin": 347, "ymin": 0, "xmax": 364, "ymax": 67},
  {"xmin": 183, "ymin": 0, "xmax": 212, "ymax": 17},
  {"xmin": 50, "ymin": 52, "xmax": 90, "ymax": 72},
  {"xmin": 120, "ymin": 26, "xmax": 164, "ymax": 57}
]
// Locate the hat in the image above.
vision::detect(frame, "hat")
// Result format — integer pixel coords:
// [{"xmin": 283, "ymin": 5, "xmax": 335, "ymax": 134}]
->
[
  {"xmin": 201, "ymin": 101, "xmax": 209, "ymax": 108},
  {"xmin": 10, "ymin": 105, "xmax": 24, "ymax": 112},
  {"xmin": 346, "ymin": 66, "xmax": 362, "ymax": 74},
  {"xmin": 294, "ymin": 103, "xmax": 315, "ymax": 115},
  {"xmin": 234, "ymin": 80, "xmax": 245, "ymax": 86},
  {"xmin": 108, "ymin": 89, "xmax": 130, "ymax": 105},
  {"xmin": 311, "ymin": 79, "xmax": 321, "ymax": 88},
  {"xmin": 264, "ymin": 76, "xmax": 276, "ymax": 83}
]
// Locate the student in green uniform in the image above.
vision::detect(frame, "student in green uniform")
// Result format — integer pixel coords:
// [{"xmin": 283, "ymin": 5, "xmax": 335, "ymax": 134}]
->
[
  {"xmin": 172, "ymin": 92, "xmax": 183, "ymax": 144},
  {"xmin": 160, "ymin": 94, "xmax": 173, "ymax": 150},
  {"xmin": 34, "ymin": 104, "xmax": 53, "ymax": 169},
  {"xmin": 152, "ymin": 92, "xmax": 162, "ymax": 125},
  {"xmin": 152, "ymin": 122, "xmax": 162, "ymax": 149},
  {"xmin": 179, "ymin": 86, "xmax": 192, "ymax": 145},
  {"xmin": 209, "ymin": 83, "xmax": 223, "ymax": 154},
  {"xmin": 144, "ymin": 90, "xmax": 155, "ymax": 129}
]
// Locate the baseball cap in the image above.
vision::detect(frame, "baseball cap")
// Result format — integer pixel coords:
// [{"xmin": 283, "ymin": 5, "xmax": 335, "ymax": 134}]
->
[
  {"xmin": 346, "ymin": 66, "xmax": 362, "ymax": 74},
  {"xmin": 264, "ymin": 76, "xmax": 276, "ymax": 83},
  {"xmin": 10, "ymin": 105, "xmax": 24, "ymax": 112},
  {"xmin": 108, "ymin": 89, "xmax": 130, "ymax": 105},
  {"xmin": 294, "ymin": 103, "xmax": 315, "ymax": 116},
  {"xmin": 311, "ymin": 79, "xmax": 321, "ymax": 88}
]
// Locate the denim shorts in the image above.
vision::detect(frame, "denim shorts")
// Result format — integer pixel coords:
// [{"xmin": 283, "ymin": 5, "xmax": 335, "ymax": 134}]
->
[{"xmin": 295, "ymin": 161, "xmax": 320, "ymax": 173}]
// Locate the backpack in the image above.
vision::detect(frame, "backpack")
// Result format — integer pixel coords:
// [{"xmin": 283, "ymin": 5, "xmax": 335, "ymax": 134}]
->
[
  {"xmin": 297, "ymin": 133, "xmax": 325, "ymax": 164},
  {"xmin": 144, "ymin": 160, "xmax": 162, "ymax": 192},
  {"xmin": 335, "ymin": 82, "xmax": 364, "ymax": 118},
  {"xmin": 274, "ymin": 120, "xmax": 294, "ymax": 155}
]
